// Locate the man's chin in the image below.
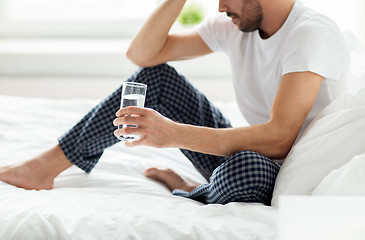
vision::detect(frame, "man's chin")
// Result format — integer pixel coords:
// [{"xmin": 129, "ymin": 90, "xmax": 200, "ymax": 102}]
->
[{"xmin": 239, "ymin": 25, "xmax": 260, "ymax": 33}]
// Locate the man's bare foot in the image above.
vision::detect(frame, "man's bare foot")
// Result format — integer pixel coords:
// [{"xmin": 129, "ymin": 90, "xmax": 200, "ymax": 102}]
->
[
  {"xmin": 145, "ymin": 168, "xmax": 199, "ymax": 192},
  {"xmin": 0, "ymin": 145, "xmax": 72, "ymax": 190},
  {"xmin": 0, "ymin": 162, "xmax": 54, "ymax": 190}
]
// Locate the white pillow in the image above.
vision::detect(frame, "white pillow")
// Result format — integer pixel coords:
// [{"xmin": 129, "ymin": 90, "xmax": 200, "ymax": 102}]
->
[
  {"xmin": 271, "ymin": 88, "xmax": 365, "ymax": 207},
  {"xmin": 311, "ymin": 153, "xmax": 365, "ymax": 196}
]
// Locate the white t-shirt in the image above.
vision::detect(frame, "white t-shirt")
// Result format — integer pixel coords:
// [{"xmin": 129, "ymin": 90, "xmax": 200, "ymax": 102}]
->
[{"xmin": 196, "ymin": 0, "xmax": 352, "ymax": 135}]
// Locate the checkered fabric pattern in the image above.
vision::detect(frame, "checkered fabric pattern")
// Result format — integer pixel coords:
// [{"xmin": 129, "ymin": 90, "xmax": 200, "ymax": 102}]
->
[
  {"xmin": 58, "ymin": 64, "xmax": 230, "ymax": 176},
  {"xmin": 58, "ymin": 63, "xmax": 280, "ymax": 205},
  {"xmin": 173, "ymin": 151, "xmax": 280, "ymax": 205}
]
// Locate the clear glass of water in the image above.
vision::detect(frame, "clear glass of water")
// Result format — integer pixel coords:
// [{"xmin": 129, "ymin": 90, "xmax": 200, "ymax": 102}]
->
[{"xmin": 117, "ymin": 82, "xmax": 147, "ymax": 142}]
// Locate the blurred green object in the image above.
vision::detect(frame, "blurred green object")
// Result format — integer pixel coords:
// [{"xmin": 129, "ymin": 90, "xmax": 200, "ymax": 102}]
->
[{"xmin": 178, "ymin": 3, "xmax": 204, "ymax": 25}]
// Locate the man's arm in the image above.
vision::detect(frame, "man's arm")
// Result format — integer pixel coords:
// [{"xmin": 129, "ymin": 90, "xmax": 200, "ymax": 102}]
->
[
  {"xmin": 114, "ymin": 71, "xmax": 323, "ymax": 159},
  {"xmin": 176, "ymin": 71, "xmax": 323, "ymax": 158},
  {"xmin": 126, "ymin": 0, "xmax": 212, "ymax": 67}
]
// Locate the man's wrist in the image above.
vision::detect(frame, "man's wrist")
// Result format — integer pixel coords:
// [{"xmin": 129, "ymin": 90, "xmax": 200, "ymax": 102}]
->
[{"xmin": 171, "ymin": 122, "xmax": 190, "ymax": 149}]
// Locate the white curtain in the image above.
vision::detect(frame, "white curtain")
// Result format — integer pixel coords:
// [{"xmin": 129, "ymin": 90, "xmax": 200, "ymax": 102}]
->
[{"xmin": 301, "ymin": 0, "xmax": 365, "ymax": 44}]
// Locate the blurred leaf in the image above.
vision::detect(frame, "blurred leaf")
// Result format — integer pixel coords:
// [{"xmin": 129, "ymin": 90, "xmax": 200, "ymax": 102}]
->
[{"xmin": 178, "ymin": 3, "xmax": 204, "ymax": 25}]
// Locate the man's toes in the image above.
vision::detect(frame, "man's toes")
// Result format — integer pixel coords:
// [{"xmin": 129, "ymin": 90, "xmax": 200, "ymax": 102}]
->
[
  {"xmin": 144, "ymin": 167, "xmax": 159, "ymax": 179},
  {"xmin": 145, "ymin": 168, "xmax": 184, "ymax": 189},
  {"xmin": 145, "ymin": 168, "xmax": 172, "ymax": 181}
]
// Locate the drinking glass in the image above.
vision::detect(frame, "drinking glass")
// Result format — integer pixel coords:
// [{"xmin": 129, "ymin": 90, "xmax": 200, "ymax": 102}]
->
[{"xmin": 117, "ymin": 82, "xmax": 147, "ymax": 142}]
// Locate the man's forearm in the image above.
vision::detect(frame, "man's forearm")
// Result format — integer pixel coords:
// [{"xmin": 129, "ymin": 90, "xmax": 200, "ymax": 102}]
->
[
  {"xmin": 174, "ymin": 122, "xmax": 296, "ymax": 159},
  {"xmin": 126, "ymin": 0, "xmax": 187, "ymax": 66}
]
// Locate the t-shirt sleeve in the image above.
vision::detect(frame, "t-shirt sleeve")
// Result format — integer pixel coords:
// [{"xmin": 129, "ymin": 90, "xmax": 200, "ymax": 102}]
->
[
  {"xmin": 195, "ymin": 15, "xmax": 233, "ymax": 53},
  {"xmin": 281, "ymin": 21, "xmax": 349, "ymax": 80}
]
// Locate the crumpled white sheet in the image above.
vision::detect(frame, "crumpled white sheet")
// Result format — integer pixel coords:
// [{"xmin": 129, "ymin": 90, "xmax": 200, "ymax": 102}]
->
[{"xmin": 0, "ymin": 95, "xmax": 277, "ymax": 240}]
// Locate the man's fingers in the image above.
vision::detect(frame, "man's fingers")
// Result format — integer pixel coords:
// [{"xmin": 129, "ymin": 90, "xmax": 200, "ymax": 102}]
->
[
  {"xmin": 116, "ymin": 106, "xmax": 148, "ymax": 117},
  {"xmin": 113, "ymin": 115, "xmax": 143, "ymax": 126},
  {"xmin": 124, "ymin": 138, "xmax": 143, "ymax": 147},
  {"xmin": 114, "ymin": 125, "xmax": 142, "ymax": 136},
  {"xmin": 114, "ymin": 127, "xmax": 145, "ymax": 147}
]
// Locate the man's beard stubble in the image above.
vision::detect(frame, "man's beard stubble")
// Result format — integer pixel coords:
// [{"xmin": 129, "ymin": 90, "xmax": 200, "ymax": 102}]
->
[{"xmin": 227, "ymin": 0, "xmax": 263, "ymax": 33}]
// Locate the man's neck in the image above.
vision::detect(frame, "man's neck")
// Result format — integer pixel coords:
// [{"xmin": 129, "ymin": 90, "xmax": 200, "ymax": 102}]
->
[{"xmin": 259, "ymin": 0, "xmax": 296, "ymax": 39}]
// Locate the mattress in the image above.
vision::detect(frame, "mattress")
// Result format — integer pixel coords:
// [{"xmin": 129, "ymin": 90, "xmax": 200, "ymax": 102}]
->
[{"xmin": 0, "ymin": 95, "xmax": 277, "ymax": 240}]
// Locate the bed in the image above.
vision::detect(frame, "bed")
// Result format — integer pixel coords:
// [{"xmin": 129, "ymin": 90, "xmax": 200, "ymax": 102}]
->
[
  {"xmin": 1, "ymin": 89, "xmax": 365, "ymax": 240},
  {"xmin": 0, "ymin": 96, "xmax": 279, "ymax": 240},
  {"xmin": 1, "ymin": 33, "xmax": 365, "ymax": 240}
]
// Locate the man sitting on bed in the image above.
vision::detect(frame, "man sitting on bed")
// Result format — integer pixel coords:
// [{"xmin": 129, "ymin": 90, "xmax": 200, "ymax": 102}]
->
[{"xmin": 0, "ymin": 0, "xmax": 351, "ymax": 205}]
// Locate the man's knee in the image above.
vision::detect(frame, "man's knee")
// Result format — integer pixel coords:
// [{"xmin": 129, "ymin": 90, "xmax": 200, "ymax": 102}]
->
[
  {"xmin": 207, "ymin": 151, "xmax": 280, "ymax": 205},
  {"xmin": 129, "ymin": 63, "xmax": 174, "ymax": 83},
  {"xmin": 126, "ymin": 63, "xmax": 183, "ymax": 99}
]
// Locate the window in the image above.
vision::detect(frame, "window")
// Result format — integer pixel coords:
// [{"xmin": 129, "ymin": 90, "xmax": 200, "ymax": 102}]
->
[
  {"xmin": 0, "ymin": 0, "xmax": 219, "ymax": 38},
  {"xmin": 3, "ymin": 0, "xmax": 362, "ymax": 40},
  {"xmin": 0, "ymin": 0, "xmax": 161, "ymax": 37}
]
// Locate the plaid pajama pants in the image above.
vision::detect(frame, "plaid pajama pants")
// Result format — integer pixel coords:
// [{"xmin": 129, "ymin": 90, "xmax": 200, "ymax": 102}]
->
[{"xmin": 58, "ymin": 64, "xmax": 280, "ymax": 205}]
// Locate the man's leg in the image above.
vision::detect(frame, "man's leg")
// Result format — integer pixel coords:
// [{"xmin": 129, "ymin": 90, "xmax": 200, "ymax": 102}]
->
[
  {"xmin": 59, "ymin": 63, "xmax": 231, "ymax": 176},
  {"xmin": 152, "ymin": 151, "xmax": 281, "ymax": 205},
  {"xmin": 0, "ymin": 145, "xmax": 72, "ymax": 190},
  {"xmin": 131, "ymin": 64, "xmax": 232, "ymax": 179},
  {"xmin": 136, "ymin": 65, "xmax": 281, "ymax": 205},
  {"xmin": 0, "ymin": 72, "xmax": 125, "ymax": 189},
  {"xmin": 0, "ymin": 63, "xmax": 229, "ymax": 189}
]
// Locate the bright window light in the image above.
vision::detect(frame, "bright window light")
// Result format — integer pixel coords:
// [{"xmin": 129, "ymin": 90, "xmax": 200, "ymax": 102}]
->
[
  {"xmin": 0, "ymin": 0, "xmax": 362, "ymax": 40},
  {"xmin": 5, "ymin": 0, "xmax": 158, "ymax": 21},
  {"xmin": 0, "ymin": 0, "xmax": 219, "ymax": 37},
  {"xmin": 3, "ymin": 0, "xmax": 219, "ymax": 22}
]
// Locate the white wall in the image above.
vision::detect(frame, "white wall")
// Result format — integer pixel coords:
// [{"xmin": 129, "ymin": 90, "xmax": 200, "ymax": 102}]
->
[
  {"xmin": 0, "ymin": 1, "xmax": 364, "ymax": 78},
  {"xmin": 0, "ymin": 0, "xmax": 364, "ymax": 100},
  {"xmin": 301, "ymin": 0, "xmax": 365, "ymax": 44}
]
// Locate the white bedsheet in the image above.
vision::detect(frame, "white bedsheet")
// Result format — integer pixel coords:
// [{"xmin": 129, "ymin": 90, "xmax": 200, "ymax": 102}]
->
[{"xmin": 0, "ymin": 95, "xmax": 277, "ymax": 240}]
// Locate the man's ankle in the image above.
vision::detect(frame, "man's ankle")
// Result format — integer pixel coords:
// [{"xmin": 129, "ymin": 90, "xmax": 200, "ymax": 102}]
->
[{"xmin": 38, "ymin": 145, "xmax": 73, "ymax": 178}]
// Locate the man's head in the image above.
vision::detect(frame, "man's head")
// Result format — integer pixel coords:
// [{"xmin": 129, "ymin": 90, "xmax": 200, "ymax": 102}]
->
[{"xmin": 219, "ymin": 0, "xmax": 263, "ymax": 33}]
